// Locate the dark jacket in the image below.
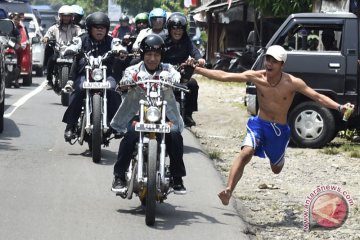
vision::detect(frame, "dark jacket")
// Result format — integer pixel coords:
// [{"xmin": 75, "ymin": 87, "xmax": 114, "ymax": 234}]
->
[
  {"xmin": 75, "ymin": 33, "xmax": 114, "ymax": 78},
  {"xmin": 163, "ymin": 35, "xmax": 202, "ymax": 65}
]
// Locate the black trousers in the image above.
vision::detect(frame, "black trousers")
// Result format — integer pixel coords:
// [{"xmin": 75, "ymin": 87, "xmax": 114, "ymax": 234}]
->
[
  {"xmin": 113, "ymin": 123, "xmax": 186, "ymax": 179},
  {"xmin": 46, "ymin": 51, "xmax": 59, "ymax": 83},
  {"xmin": 62, "ymin": 75, "xmax": 122, "ymax": 125},
  {"xmin": 175, "ymin": 78, "xmax": 199, "ymax": 116}
]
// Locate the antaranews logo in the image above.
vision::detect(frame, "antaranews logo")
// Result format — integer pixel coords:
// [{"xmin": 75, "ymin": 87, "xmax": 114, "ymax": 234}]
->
[{"xmin": 303, "ymin": 185, "xmax": 354, "ymax": 231}]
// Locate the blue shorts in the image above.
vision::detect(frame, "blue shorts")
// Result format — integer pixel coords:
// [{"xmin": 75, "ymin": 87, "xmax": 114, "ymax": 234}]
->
[{"xmin": 242, "ymin": 116, "xmax": 290, "ymax": 166}]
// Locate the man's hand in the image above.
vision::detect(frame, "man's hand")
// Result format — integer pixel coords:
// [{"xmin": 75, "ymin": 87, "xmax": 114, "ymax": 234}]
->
[
  {"xmin": 338, "ymin": 103, "xmax": 354, "ymax": 114},
  {"xmin": 184, "ymin": 57, "xmax": 198, "ymax": 69},
  {"xmin": 197, "ymin": 58, "xmax": 206, "ymax": 67},
  {"xmin": 42, "ymin": 37, "xmax": 48, "ymax": 44}
]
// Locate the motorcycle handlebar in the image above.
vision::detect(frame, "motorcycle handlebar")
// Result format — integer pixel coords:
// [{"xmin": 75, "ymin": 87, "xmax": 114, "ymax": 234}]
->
[{"xmin": 121, "ymin": 79, "xmax": 190, "ymax": 92}]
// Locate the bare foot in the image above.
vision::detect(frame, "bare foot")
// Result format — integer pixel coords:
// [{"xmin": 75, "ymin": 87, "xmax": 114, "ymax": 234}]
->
[{"xmin": 218, "ymin": 188, "xmax": 232, "ymax": 206}]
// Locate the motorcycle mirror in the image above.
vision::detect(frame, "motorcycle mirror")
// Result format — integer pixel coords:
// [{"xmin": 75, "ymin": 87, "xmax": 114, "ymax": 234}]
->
[
  {"xmin": 8, "ymin": 39, "xmax": 15, "ymax": 48},
  {"xmin": 0, "ymin": 19, "xmax": 15, "ymax": 35},
  {"xmin": 31, "ymin": 36, "xmax": 40, "ymax": 44}
]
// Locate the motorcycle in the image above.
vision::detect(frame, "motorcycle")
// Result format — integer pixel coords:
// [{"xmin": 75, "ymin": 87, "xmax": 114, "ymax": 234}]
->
[
  {"xmin": 213, "ymin": 51, "xmax": 234, "ymax": 71},
  {"xmin": 117, "ymin": 71, "xmax": 188, "ymax": 226},
  {"xmin": 47, "ymin": 40, "xmax": 76, "ymax": 106},
  {"xmin": 3, "ymin": 37, "xmax": 20, "ymax": 88},
  {"xmin": 227, "ymin": 46, "xmax": 256, "ymax": 73},
  {"xmin": 66, "ymin": 38, "xmax": 120, "ymax": 163}
]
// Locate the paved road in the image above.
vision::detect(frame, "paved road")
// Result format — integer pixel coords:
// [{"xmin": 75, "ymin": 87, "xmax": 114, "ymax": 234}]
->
[{"xmin": 0, "ymin": 77, "xmax": 250, "ymax": 240}]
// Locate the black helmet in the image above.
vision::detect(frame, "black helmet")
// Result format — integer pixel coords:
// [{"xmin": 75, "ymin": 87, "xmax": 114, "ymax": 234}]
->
[
  {"xmin": 119, "ymin": 15, "xmax": 129, "ymax": 23},
  {"xmin": 166, "ymin": 12, "xmax": 187, "ymax": 32},
  {"xmin": 139, "ymin": 34, "xmax": 165, "ymax": 60},
  {"xmin": 85, "ymin": 12, "xmax": 110, "ymax": 33}
]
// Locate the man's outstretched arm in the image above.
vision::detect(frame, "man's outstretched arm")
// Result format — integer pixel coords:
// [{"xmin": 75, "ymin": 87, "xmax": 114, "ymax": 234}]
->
[{"xmin": 193, "ymin": 65, "xmax": 259, "ymax": 83}]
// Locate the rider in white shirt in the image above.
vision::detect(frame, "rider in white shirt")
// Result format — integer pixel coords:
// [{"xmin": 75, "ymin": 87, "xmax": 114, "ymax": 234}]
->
[{"xmin": 132, "ymin": 8, "xmax": 168, "ymax": 52}]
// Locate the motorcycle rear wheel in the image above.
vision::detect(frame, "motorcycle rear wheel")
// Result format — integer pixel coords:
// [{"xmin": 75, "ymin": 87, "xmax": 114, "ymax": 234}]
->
[
  {"xmin": 60, "ymin": 66, "xmax": 70, "ymax": 106},
  {"xmin": 92, "ymin": 94, "xmax": 102, "ymax": 163},
  {"xmin": 145, "ymin": 139, "xmax": 157, "ymax": 226}
]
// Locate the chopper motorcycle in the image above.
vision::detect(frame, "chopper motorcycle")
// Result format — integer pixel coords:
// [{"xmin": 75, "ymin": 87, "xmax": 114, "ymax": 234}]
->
[
  {"xmin": 113, "ymin": 70, "xmax": 188, "ymax": 226},
  {"xmin": 66, "ymin": 38, "xmax": 122, "ymax": 163}
]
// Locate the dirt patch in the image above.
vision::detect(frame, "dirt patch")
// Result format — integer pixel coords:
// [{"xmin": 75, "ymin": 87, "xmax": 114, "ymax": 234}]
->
[{"xmin": 190, "ymin": 75, "xmax": 360, "ymax": 239}]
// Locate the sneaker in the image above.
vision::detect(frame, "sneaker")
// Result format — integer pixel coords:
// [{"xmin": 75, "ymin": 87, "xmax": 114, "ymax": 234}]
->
[
  {"xmin": 173, "ymin": 178, "xmax": 187, "ymax": 195},
  {"xmin": 111, "ymin": 177, "xmax": 127, "ymax": 193},
  {"xmin": 46, "ymin": 82, "xmax": 53, "ymax": 90}
]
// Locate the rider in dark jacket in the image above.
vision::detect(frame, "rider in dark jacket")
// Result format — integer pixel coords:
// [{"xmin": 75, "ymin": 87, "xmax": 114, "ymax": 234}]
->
[
  {"xmin": 62, "ymin": 12, "xmax": 122, "ymax": 142},
  {"xmin": 163, "ymin": 12, "xmax": 205, "ymax": 127}
]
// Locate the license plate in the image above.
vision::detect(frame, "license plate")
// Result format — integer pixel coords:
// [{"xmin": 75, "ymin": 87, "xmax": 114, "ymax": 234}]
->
[
  {"xmin": 5, "ymin": 58, "xmax": 17, "ymax": 64},
  {"xmin": 56, "ymin": 58, "xmax": 73, "ymax": 63},
  {"xmin": 135, "ymin": 123, "xmax": 170, "ymax": 133},
  {"xmin": 83, "ymin": 82, "xmax": 111, "ymax": 89}
]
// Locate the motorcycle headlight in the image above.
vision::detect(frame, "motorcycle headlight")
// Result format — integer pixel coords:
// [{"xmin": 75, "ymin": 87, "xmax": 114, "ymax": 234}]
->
[
  {"xmin": 91, "ymin": 68, "xmax": 103, "ymax": 81},
  {"xmin": 146, "ymin": 106, "xmax": 161, "ymax": 122}
]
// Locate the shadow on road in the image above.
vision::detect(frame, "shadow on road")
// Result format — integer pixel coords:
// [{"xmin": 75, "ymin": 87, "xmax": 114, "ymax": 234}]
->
[
  {"xmin": 68, "ymin": 148, "xmax": 117, "ymax": 165},
  {"xmin": 0, "ymin": 118, "xmax": 20, "ymax": 150},
  {"xmin": 116, "ymin": 202, "xmax": 222, "ymax": 229}
]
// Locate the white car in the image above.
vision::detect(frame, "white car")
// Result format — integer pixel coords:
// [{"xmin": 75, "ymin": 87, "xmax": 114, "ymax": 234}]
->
[{"xmin": 23, "ymin": 13, "xmax": 45, "ymax": 76}]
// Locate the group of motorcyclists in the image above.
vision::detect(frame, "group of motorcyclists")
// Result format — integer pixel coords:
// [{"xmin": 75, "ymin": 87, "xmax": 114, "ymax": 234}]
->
[{"xmin": 40, "ymin": 6, "xmax": 206, "ymax": 196}]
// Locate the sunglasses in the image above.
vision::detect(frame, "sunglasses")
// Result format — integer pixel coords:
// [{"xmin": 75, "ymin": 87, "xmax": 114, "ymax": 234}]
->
[
  {"xmin": 93, "ymin": 25, "xmax": 106, "ymax": 30},
  {"xmin": 151, "ymin": 18, "xmax": 164, "ymax": 24},
  {"xmin": 171, "ymin": 26, "xmax": 184, "ymax": 30}
]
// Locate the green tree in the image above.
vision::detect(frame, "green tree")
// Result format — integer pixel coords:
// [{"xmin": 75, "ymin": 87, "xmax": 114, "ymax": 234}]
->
[
  {"xmin": 114, "ymin": 0, "xmax": 188, "ymax": 16},
  {"xmin": 114, "ymin": 0, "xmax": 159, "ymax": 15},
  {"xmin": 246, "ymin": 0, "xmax": 312, "ymax": 17}
]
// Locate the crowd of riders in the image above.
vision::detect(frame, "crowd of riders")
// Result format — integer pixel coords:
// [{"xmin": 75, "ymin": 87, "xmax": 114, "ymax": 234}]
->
[{"xmin": 42, "ymin": 6, "xmax": 206, "ymax": 195}]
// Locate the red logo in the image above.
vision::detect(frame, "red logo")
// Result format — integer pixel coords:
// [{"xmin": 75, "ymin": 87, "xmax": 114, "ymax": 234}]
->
[{"xmin": 311, "ymin": 191, "xmax": 348, "ymax": 228}]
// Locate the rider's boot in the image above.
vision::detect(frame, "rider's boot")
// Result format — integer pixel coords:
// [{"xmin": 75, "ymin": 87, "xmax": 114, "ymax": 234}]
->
[
  {"xmin": 184, "ymin": 114, "xmax": 196, "ymax": 127},
  {"xmin": 64, "ymin": 124, "xmax": 75, "ymax": 142},
  {"xmin": 111, "ymin": 176, "xmax": 127, "ymax": 194}
]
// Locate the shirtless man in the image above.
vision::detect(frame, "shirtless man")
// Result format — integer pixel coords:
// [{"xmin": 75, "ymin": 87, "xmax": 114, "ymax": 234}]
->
[{"xmin": 187, "ymin": 45, "xmax": 353, "ymax": 205}]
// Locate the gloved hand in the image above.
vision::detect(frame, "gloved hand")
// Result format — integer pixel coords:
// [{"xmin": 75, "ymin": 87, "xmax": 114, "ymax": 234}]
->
[{"xmin": 180, "ymin": 65, "xmax": 195, "ymax": 81}]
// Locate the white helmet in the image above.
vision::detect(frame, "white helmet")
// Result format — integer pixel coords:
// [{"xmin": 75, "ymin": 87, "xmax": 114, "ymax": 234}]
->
[
  {"xmin": 58, "ymin": 5, "xmax": 73, "ymax": 17},
  {"xmin": 71, "ymin": 5, "xmax": 84, "ymax": 16}
]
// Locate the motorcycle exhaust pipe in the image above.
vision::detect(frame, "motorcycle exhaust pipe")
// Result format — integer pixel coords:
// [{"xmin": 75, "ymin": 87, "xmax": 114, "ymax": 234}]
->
[{"xmin": 63, "ymin": 80, "xmax": 74, "ymax": 93}]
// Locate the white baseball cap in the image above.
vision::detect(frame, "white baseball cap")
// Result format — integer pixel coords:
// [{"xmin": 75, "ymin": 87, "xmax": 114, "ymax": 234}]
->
[{"xmin": 265, "ymin": 45, "xmax": 287, "ymax": 63}]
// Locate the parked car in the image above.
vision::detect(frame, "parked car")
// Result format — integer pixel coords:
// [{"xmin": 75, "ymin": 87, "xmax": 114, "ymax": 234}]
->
[
  {"xmin": 245, "ymin": 12, "xmax": 360, "ymax": 148},
  {"xmin": 0, "ymin": 0, "xmax": 34, "ymax": 15},
  {"xmin": 0, "ymin": 16, "xmax": 15, "ymax": 133},
  {"xmin": 22, "ymin": 12, "xmax": 44, "ymax": 76}
]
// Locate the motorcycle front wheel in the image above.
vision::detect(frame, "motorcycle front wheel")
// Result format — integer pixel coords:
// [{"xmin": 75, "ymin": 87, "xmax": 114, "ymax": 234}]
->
[
  {"xmin": 92, "ymin": 94, "xmax": 102, "ymax": 163},
  {"xmin": 145, "ymin": 139, "xmax": 157, "ymax": 226}
]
